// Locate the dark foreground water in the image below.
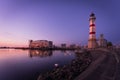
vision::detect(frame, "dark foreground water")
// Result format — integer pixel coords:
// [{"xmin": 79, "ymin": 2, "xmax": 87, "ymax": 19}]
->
[{"xmin": 0, "ymin": 49, "xmax": 75, "ymax": 80}]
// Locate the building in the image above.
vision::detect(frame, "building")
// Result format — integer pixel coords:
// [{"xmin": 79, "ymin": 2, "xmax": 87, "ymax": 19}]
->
[
  {"xmin": 69, "ymin": 44, "xmax": 76, "ymax": 48},
  {"xmin": 98, "ymin": 34, "xmax": 107, "ymax": 47},
  {"xmin": 61, "ymin": 44, "xmax": 66, "ymax": 48},
  {"xmin": 88, "ymin": 12, "xmax": 98, "ymax": 49},
  {"xmin": 29, "ymin": 40, "xmax": 53, "ymax": 48}
]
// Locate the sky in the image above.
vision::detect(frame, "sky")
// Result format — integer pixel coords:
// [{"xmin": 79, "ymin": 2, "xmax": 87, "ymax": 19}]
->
[{"xmin": 0, "ymin": 0, "xmax": 120, "ymax": 47}]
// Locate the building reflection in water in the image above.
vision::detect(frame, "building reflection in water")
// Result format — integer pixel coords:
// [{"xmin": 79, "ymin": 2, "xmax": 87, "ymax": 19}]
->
[
  {"xmin": 29, "ymin": 50, "xmax": 52, "ymax": 58},
  {"xmin": 61, "ymin": 50, "xmax": 72, "ymax": 56}
]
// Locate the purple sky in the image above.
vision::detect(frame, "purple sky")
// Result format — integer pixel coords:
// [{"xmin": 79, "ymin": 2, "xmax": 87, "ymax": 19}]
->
[{"xmin": 0, "ymin": 0, "xmax": 119, "ymax": 47}]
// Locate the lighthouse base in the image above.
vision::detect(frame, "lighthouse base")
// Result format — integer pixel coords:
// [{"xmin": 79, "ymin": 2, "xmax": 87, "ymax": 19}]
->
[{"xmin": 88, "ymin": 39, "xmax": 98, "ymax": 49}]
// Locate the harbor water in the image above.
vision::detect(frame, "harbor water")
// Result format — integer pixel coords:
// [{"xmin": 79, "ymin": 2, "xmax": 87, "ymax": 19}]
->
[{"xmin": 0, "ymin": 49, "xmax": 76, "ymax": 80}]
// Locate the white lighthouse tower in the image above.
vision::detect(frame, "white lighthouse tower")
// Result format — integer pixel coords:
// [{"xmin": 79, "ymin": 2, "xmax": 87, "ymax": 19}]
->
[{"xmin": 88, "ymin": 12, "xmax": 98, "ymax": 49}]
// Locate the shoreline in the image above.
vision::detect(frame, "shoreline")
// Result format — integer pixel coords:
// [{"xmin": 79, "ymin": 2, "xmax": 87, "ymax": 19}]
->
[
  {"xmin": 0, "ymin": 47, "xmax": 77, "ymax": 51},
  {"xmin": 75, "ymin": 50, "xmax": 106, "ymax": 80},
  {"xmin": 37, "ymin": 50, "xmax": 92, "ymax": 80}
]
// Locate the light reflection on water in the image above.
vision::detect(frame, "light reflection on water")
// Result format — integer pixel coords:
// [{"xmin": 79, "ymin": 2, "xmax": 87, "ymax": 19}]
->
[{"xmin": 0, "ymin": 49, "xmax": 75, "ymax": 80}]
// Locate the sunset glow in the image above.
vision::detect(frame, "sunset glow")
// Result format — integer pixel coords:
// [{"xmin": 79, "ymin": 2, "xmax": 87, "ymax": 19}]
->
[{"xmin": 0, "ymin": 0, "xmax": 119, "ymax": 47}]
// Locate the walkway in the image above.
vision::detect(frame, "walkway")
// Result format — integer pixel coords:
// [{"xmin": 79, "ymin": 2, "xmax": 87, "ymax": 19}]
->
[{"xmin": 75, "ymin": 48, "xmax": 120, "ymax": 80}]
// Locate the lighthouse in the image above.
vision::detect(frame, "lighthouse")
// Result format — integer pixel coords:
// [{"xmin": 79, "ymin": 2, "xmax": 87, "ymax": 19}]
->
[{"xmin": 88, "ymin": 12, "xmax": 98, "ymax": 49}]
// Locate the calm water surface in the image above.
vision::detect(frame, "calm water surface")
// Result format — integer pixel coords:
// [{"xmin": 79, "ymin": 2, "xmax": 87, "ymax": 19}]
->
[{"xmin": 0, "ymin": 49, "xmax": 76, "ymax": 80}]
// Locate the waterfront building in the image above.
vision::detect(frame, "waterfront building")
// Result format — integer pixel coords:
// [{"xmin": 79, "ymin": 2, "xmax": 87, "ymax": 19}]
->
[
  {"xmin": 88, "ymin": 12, "xmax": 98, "ymax": 49},
  {"xmin": 69, "ymin": 44, "xmax": 76, "ymax": 48},
  {"xmin": 98, "ymin": 34, "xmax": 107, "ymax": 47},
  {"xmin": 29, "ymin": 40, "xmax": 53, "ymax": 48},
  {"xmin": 69, "ymin": 44, "xmax": 81, "ymax": 49},
  {"xmin": 61, "ymin": 44, "xmax": 66, "ymax": 48}
]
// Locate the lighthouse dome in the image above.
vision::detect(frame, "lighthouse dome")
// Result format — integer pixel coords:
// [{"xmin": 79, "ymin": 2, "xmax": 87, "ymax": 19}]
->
[{"xmin": 90, "ymin": 12, "xmax": 95, "ymax": 17}]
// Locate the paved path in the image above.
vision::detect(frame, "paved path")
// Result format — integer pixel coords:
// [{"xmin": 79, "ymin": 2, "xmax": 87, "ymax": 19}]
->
[
  {"xmin": 114, "ymin": 49, "xmax": 120, "ymax": 80},
  {"xmin": 75, "ymin": 49, "xmax": 120, "ymax": 80}
]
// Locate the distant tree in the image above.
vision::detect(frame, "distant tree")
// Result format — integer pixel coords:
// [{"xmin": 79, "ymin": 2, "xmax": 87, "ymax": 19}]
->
[{"xmin": 107, "ymin": 42, "xmax": 113, "ymax": 47}]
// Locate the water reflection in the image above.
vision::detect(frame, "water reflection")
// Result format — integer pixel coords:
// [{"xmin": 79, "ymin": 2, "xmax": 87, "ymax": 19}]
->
[
  {"xmin": 60, "ymin": 50, "xmax": 73, "ymax": 56},
  {"xmin": 29, "ymin": 50, "xmax": 52, "ymax": 58},
  {"xmin": 0, "ymin": 49, "xmax": 75, "ymax": 80}
]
